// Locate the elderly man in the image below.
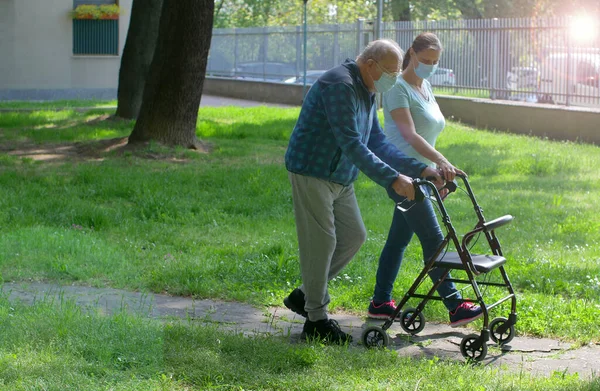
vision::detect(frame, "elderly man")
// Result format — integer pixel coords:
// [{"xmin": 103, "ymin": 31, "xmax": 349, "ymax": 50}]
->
[{"xmin": 284, "ymin": 39, "xmax": 443, "ymax": 344}]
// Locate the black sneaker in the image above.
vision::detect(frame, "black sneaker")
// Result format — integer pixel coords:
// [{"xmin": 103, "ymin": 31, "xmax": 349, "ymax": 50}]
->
[
  {"xmin": 367, "ymin": 300, "xmax": 397, "ymax": 319},
  {"xmin": 301, "ymin": 318, "xmax": 353, "ymax": 344},
  {"xmin": 283, "ymin": 288, "xmax": 307, "ymax": 318}
]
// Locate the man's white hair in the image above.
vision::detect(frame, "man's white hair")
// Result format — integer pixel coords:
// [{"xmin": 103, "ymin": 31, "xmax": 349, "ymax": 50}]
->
[{"xmin": 356, "ymin": 39, "xmax": 404, "ymax": 64}]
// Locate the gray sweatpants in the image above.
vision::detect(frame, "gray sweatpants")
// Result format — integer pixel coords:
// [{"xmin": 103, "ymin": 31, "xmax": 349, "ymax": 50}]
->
[{"xmin": 289, "ymin": 172, "xmax": 367, "ymax": 321}]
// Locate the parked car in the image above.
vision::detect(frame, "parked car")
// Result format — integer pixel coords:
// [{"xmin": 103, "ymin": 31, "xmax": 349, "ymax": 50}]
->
[
  {"xmin": 506, "ymin": 67, "xmax": 539, "ymax": 90},
  {"xmin": 230, "ymin": 62, "xmax": 296, "ymax": 83},
  {"xmin": 283, "ymin": 70, "xmax": 328, "ymax": 84},
  {"xmin": 428, "ymin": 67, "xmax": 455, "ymax": 86},
  {"xmin": 538, "ymin": 53, "xmax": 600, "ymax": 107}
]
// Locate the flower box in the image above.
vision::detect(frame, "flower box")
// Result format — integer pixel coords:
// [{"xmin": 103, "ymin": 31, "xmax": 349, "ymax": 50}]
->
[{"xmin": 71, "ymin": 4, "xmax": 121, "ymax": 20}]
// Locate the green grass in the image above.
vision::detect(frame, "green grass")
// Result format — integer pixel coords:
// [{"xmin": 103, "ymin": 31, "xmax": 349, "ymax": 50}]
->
[
  {"xmin": 0, "ymin": 103, "xmax": 599, "ymax": 347},
  {"xmin": 0, "ymin": 99, "xmax": 117, "ymax": 110},
  {"xmin": 434, "ymin": 86, "xmax": 491, "ymax": 99},
  {"xmin": 0, "ymin": 109, "xmax": 133, "ymax": 143},
  {"xmin": 0, "ymin": 296, "xmax": 598, "ymax": 390}
]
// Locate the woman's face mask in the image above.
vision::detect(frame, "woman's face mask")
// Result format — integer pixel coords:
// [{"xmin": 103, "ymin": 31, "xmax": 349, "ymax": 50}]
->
[
  {"xmin": 412, "ymin": 49, "xmax": 441, "ymax": 80},
  {"xmin": 371, "ymin": 61, "xmax": 398, "ymax": 93},
  {"xmin": 415, "ymin": 61, "xmax": 439, "ymax": 80}
]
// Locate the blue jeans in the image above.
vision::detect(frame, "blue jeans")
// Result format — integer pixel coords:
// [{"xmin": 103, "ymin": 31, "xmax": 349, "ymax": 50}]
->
[{"xmin": 373, "ymin": 193, "xmax": 461, "ymax": 312}]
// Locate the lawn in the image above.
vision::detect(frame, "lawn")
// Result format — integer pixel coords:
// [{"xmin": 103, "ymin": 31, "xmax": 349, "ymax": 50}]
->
[
  {"xmin": 0, "ymin": 296, "xmax": 597, "ymax": 391},
  {"xmin": 0, "ymin": 102, "xmax": 599, "ymax": 389}
]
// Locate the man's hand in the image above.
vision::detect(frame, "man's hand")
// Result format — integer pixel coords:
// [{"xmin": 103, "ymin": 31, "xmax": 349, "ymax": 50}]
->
[{"xmin": 391, "ymin": 174, "xmax": 415, "ymax": 200}]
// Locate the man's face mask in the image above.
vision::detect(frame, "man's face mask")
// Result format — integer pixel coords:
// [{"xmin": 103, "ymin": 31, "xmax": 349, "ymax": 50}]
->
[{"xmin": 371, "ymin": 61, "xmax": 398, "ymax": 93}]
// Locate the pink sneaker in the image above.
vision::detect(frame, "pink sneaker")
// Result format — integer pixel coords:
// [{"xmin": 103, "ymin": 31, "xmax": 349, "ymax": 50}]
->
[
  {"xmin": 367, "ymin": 300, "xmax": 397, "ymax": 319},
  {"xmin": 449, "ymin": 302, "xmax": 483, "ymax": 327}
]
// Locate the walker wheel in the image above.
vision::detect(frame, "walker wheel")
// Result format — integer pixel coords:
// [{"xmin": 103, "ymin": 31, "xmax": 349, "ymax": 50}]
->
[
  {"xmin": 399, "ymin": 307, "xmax": 426, "ymax": 335},
  {"xmin": 361, "ymin": 326, "xmax": 390, "ymax": 348},
  {"xmin": 460, "ymin": 334, "xmax": 488, "ymax": 361},
  {"xmin": 489, "ymin": 317, "xmax": 515, "ymax": 345}
]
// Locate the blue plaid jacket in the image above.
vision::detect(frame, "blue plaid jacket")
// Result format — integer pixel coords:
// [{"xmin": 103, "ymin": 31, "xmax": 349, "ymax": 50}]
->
[{"xmin": 285, "ymin": 59, "xmax": 427, "ymax": 188}]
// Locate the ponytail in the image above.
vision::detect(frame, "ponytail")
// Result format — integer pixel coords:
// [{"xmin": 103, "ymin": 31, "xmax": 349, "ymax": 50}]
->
[{"xmin": 402, "ymin": 49, "xmax": 412, "ymax": 71}]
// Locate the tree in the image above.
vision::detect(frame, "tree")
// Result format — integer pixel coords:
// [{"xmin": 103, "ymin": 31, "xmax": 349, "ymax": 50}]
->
[
  {"xmin": 453, "ymin": 0, "xmax": 483, "ymax": 19},
  {"xmin": 213, "ymin": 0, "xmax": 599, "ymax": 28},
  {"xmin": 115, "ymin": 0, "xmax": 164, "ymax": 120},
  {"xmin": 390, "ymin": 0, "xmax": 411, "ymax": 21},
  {"xmin": 128, "ymin": 0, "xmax": 215, "ymax": 149},
  {"xmin": 213, "ymin": 0, "xmax": 379, "ymax": 28}
]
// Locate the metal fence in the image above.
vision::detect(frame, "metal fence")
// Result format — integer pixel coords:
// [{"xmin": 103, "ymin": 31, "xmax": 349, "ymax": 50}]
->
[{"xmin": 207, "ymin": 17, "xmax": 600, "ymax": 107}]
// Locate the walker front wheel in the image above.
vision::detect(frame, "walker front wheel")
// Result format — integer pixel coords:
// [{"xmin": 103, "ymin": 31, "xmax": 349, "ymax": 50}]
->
[
  {"xmin": 399, "ymin": 308, "xmax": 426, "ymax": 335},
  {"xmin": 489, "ymin": 317, "xmax": 515, "ymax": 345},
  {"xmin": 362, "ymin": 326, "xmax": 390, "ymax": 348},
  {"xmin": 460, "ymin": 334, "xmax": 488, "ymax": 361}
]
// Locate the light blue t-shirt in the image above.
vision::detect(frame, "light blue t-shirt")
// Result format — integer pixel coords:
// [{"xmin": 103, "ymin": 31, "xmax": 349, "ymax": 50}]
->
[{"xmin": 382, "ymin": 76, "xmax": 446, "ymax": 167}]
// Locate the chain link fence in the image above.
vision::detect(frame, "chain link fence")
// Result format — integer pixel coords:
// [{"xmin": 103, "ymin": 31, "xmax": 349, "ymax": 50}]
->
[{"xmin": 207, "ymin": 17, "xmax": 600, "ymax": 107}]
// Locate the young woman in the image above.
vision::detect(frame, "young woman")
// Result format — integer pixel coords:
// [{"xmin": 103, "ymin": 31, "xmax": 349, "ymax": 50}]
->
[{"xmin": 367, "ymin": 32, "xmax": 482, "ymax": 327}]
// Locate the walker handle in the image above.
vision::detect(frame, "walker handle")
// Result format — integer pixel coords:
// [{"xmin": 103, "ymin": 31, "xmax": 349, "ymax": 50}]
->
[{"xmin": 421, "ymin": 176, "xmax": 458, "ymax": 199}]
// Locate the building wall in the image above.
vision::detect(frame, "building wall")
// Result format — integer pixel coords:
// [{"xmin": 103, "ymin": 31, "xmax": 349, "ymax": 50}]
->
[
  {"xmin": 0, "ymin": 0, "xmax": 16, "ymax": 89},
  {"xmin": 0, "ymin": 0, "xmax": 132, "ymax": 100}
]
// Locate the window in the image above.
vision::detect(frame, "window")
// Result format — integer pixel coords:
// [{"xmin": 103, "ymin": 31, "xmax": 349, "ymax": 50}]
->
[{"xmin": 72, "ymin": 0, "xmax": 119, "ymax": 55}]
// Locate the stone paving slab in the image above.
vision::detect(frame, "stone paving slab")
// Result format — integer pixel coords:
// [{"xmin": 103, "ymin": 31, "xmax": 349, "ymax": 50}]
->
[{"xmin": 2, "ymin": 282, "xmax": 599, "ymax": 380}]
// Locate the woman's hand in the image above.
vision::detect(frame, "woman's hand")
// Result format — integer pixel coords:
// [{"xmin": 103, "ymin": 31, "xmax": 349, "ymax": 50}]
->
[{"xmin": 435, "ymin": 157, "xmax": 466, "ymax": 182}]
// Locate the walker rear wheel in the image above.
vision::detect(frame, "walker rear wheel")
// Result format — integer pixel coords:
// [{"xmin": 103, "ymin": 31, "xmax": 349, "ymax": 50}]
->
[
  {"xmin": 361, "ymin": 326, "xmax": 390, "ymax": 348},
  {"xmin": 399, "ymin": 308, "xmax": 426, "ymax": 335}
]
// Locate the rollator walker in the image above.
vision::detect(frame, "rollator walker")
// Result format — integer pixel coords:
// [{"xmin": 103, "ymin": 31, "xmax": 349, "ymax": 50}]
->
[{"xmin": 361, "ymin": 174, "xmax": 517, "ymax": 361}]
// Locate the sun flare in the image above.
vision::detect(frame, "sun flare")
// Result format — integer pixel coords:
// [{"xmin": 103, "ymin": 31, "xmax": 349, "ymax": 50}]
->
[{"xmin": 569, "ymin": 14, "xmax": 600, "ymax": 44}]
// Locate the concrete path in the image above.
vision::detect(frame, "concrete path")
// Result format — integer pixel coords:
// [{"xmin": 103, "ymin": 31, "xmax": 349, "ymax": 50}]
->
[
  {"xmin": 3, "ymin": 282, "xmax": 599, "ymax": 380},
  {"xmin": 0, "ymin": 95, "xmax": 297, "ymax": 113},
  {"xmin": 201, "ymin": 94, "xmax": 297, "ymax": 108}
]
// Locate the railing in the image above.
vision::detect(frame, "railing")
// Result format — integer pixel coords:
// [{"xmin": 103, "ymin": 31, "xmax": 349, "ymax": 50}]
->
[{"xmin": 207, "ymin": 17, "xmax": 600, "ymax": 107}]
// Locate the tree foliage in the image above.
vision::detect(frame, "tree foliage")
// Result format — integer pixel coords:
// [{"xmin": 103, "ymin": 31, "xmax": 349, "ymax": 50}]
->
[
  {"xmin": 214, "ymin": 0, "xmax": 378, "ymax": 27},
  {"xmin": 214, "ymin": 0, "xmax": 600, "ymax": 26}
]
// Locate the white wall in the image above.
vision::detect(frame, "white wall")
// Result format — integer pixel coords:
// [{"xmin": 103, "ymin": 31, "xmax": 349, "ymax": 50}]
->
[
  {"xmin": 0, "ymin": 0, "xmax": 16, "ymax": 88},
  {"xmin": 0, "ymin": 0, "xmax": 132, "ymax": 98}
]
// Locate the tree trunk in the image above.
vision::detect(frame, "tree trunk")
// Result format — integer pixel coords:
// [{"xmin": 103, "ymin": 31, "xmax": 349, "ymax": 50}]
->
[
  {"xmin": 390, "ymin": 0, "xmax": 411, "ymax": 21},
  {"xmin": 128, "ymin": 0, "xmax": 214, "ymax": 149},
  {"xmin": 115, "ymin": 0, "xmax": 164, "ymax": 120}
]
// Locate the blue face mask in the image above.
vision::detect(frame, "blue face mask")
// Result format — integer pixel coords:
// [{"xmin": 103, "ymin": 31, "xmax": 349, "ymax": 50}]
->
[
  {"xmin": 415, "ymin": 61, "xmax": 439, "ymax": 80},
  {"xmin": 371, "ymin": 61, "xmax": 398, "ymax": 93},
  {"xmin": 373, "ymin": 72, "xmax": 397, "ymax": 93}
]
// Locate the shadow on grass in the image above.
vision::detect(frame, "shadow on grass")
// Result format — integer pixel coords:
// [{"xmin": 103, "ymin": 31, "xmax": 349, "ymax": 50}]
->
[{"xmin": 0, "ymin": 110, "xmax": 297, "ymax": 164}]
